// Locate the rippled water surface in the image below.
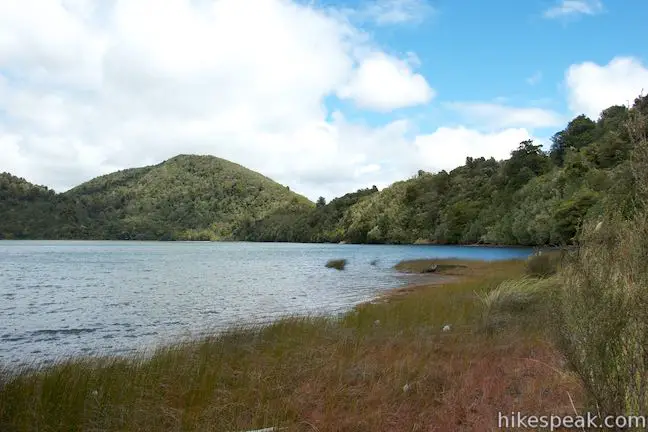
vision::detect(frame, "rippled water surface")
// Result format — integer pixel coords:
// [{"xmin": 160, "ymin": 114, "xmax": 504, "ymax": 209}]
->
[{"xmin": 0, "ymin": 241, "xmax": 533, "ymax": 366}]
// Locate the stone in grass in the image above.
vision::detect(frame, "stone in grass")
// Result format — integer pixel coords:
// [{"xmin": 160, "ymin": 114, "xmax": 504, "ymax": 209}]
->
[
  {"xmin": 423, "ymin": 264, "xmax": 438, "ymax": 273},
  {"xmin": 325, "ymin": 259, "xmax": 347, "ymax": 270}
]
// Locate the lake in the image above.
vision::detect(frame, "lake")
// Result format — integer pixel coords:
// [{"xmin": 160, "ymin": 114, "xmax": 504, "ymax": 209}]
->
[{"xmin": 0, "ymin": 241, "xmax": 534, "ymax": 367}]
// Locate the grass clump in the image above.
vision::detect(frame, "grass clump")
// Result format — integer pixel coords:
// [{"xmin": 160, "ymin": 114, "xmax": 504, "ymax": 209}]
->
[
  {"xmin": 479, "ymin": 277, "xmax": 556, "ymax": 333},
  {"xmin": 325, "ymin": 259, "xmax": 347, "ymax": 270}
]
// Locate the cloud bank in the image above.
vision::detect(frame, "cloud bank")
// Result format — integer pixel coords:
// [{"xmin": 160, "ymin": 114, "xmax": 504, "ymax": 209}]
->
[{"xmin": 1, "ymin": 0, "xmax": 640, "ymax": 201}]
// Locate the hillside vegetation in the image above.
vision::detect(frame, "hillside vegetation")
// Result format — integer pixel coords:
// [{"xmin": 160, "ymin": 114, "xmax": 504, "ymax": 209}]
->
[
  {"xmin": 244, "ymin": 94, "xmax": 647, "ymax": 245},
  {"xmin": 1, "ymin": 95, "xmax": 646, "ymax": 244},
  {"xmin": 0, "ymin": 155, "xmax": 312, "ymax": 241}
]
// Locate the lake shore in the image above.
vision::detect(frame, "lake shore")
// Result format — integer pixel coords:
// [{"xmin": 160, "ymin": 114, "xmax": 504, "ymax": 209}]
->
[
  {"xmin": 0, "ymin": 238, "xmax": 549, "ymax": 248},
  {"xmin": 0, "ymin": 258, "xmax": 582, "ymax": 431}
]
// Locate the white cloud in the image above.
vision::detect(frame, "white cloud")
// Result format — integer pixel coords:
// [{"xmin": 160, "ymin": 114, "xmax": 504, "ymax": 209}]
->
[
  {"xmin": 360, "ymin": 0, "xmax": 435, "ymax": 25},
  {"xmin": 543, "ymin": 0, "xmax": 603, "ymax": 19},
  {"xmin": 0, "ymin": 0, "xmax": 550, "ymax": 203},
  {"xmin": 0, "ymin": 0, "xmax": 442, "ymax": 201},
  {"xmin": 445, "ymin": 102, "xmax": 564, "ymax": 129},
  {"xmin": 526, "ymin": 71, "xmax": 543, "ymax": 85},
  {"xmin": 415, "ymin": 127, "xmax": 535, "ymax": 172},
  {"xmin": 566, "ymin": 56, "xmax": 648, "ymax": 119},
  {"xmin": 337, "ymin": 52, "xmax": 435, "ymax": 111}
]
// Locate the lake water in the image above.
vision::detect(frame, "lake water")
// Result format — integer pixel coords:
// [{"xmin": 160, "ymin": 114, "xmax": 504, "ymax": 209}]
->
[{"xmin": 0, "ymin": 241, "xmax": 534, "ymax": 367}]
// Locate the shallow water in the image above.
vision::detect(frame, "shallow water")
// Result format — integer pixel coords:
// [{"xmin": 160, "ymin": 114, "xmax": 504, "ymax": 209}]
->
[{"xmin": 0, "ymin": 241, "xmax": 533, "ymax": 367}]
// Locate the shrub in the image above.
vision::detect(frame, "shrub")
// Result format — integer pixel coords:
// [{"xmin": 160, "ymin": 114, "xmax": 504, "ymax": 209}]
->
[
  {"xmin": 325, "ymin": 259, "xmax": 347, "ymax": 270},
  {"xmin": 556, "ymin": 214, "xmax": 648, "ymax": 417}
]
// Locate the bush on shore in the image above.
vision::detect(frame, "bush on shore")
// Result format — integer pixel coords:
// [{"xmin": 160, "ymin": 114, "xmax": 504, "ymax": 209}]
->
[
  {"xmin": 555, "ymin": 214, "xmax": 648, "ymax": 417},
  {"xmin": 325, "ymin": 259, "xmax": 347, "ymax": 270}
]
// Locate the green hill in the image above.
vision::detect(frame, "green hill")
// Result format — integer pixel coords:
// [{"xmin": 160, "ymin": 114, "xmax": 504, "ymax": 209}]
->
[
  {"xmin": 0, "ymin": 173, "xmax": 77, "ymax": 239},
  {"xmin": 0, "ymin": 155, "xmax": 312, "ymax": 241},
  {"xmin": 243, "ymin": 94, "xmax": 647, "ymax": 246}
]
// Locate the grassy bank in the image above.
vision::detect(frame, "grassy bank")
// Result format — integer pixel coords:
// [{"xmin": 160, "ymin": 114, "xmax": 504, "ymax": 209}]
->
[{"xmin": 0, "ymin": 258, "xmax": 583, "ymax": 431}]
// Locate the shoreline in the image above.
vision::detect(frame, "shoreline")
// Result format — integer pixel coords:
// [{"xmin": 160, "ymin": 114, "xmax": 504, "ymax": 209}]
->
[
  {"xmin": 0, "ymin": 238, "xmax": 551, "ymax": 248},
  {"xmin": 0, "ymin": 258, "xmax": 521, "ymax": 371},
  {"xmin": 1, "ymin": 264, "xmax": 460, "ymax": 371},
  {"xmin": 367, "ymin": 273, "xmax": 459, "ymax": 305},
  {"xmin": 0, "ymin": 258, "xmax": 582, "ymax": 431}
]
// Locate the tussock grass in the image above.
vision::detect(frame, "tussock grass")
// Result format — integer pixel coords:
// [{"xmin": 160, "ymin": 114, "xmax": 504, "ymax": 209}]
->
[
  {"xmin": 325, "ymin": 259, "xmax": 347, "ymax": 270},
  {"xmin": 0, "ymin": 259, "xmax": 583, "ymax": 431},
  {"xmin": 480, "ymin": 277, "xmax": 557, "ymax": 333}
]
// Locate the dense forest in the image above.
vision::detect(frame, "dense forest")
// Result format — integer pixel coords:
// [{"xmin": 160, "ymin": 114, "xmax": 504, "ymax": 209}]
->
[
  {"xmin": 0, "ymin": 155, "xmax": 312, "ymax": 241},
  {"xmin": 238, "ymin": 95, "xmax": 647, "ymax": 245},
  {"xmin": 1, "ymin": 95, "xmax": 646, "ymax": 245}
]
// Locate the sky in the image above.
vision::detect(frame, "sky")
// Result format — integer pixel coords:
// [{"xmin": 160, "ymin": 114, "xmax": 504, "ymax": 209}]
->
[{"xmin": 1, "ymin": 0, "xmax": 647, "ymax": 201}]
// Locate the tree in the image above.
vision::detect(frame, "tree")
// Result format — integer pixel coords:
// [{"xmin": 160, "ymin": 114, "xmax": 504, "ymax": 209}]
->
[
  {"xmin": 502, "ymin": 140, "xmax": 550, "ymax": 191},
  {"xmin": 316, "ymin": 196, "xmax": 326, "ymax": 208},
  {"xmin": 550, "ymin": 115, "xmax": 597, "ymax": 166},
  {"xmin": 553, "ymin": 191, "xmax": 598, "ymax": 244},
  {"xmin": 597, "ymin": 105, "xmax": 629, "ymax": 132}
]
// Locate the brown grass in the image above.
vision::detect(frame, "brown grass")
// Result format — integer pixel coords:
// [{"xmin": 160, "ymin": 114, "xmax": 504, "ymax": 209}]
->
[{"xmin": 0, "ymin": 259, "xmax": 583, "ymax": 431}]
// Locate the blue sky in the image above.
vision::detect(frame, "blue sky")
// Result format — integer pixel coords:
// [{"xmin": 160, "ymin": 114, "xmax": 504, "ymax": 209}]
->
[
  {"xmin": 334, "ymin": 0, "xmax": 648, "ymax": 138},
  {"xmin": 0, "ymin": 0, "xmax": 647, "ymax": 200}
]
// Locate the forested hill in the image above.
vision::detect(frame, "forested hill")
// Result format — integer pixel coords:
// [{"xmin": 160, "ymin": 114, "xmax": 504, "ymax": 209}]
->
[
  {"xmin": 241, "ymin": 95, "xmax": 647, "ymax": 245},
  {"xmin": 0, "ymin": 155, "xmax": 312, "ymax": 240},
  {"xmin": 1, "ymin": 95, "xmax": 646, "ymax": 244}
]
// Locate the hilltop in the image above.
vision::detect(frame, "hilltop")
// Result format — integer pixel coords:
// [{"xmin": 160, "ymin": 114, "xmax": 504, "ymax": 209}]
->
[{"xmin": 0, "ymin": 155, "xmax": 312, "ymax": 241}]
